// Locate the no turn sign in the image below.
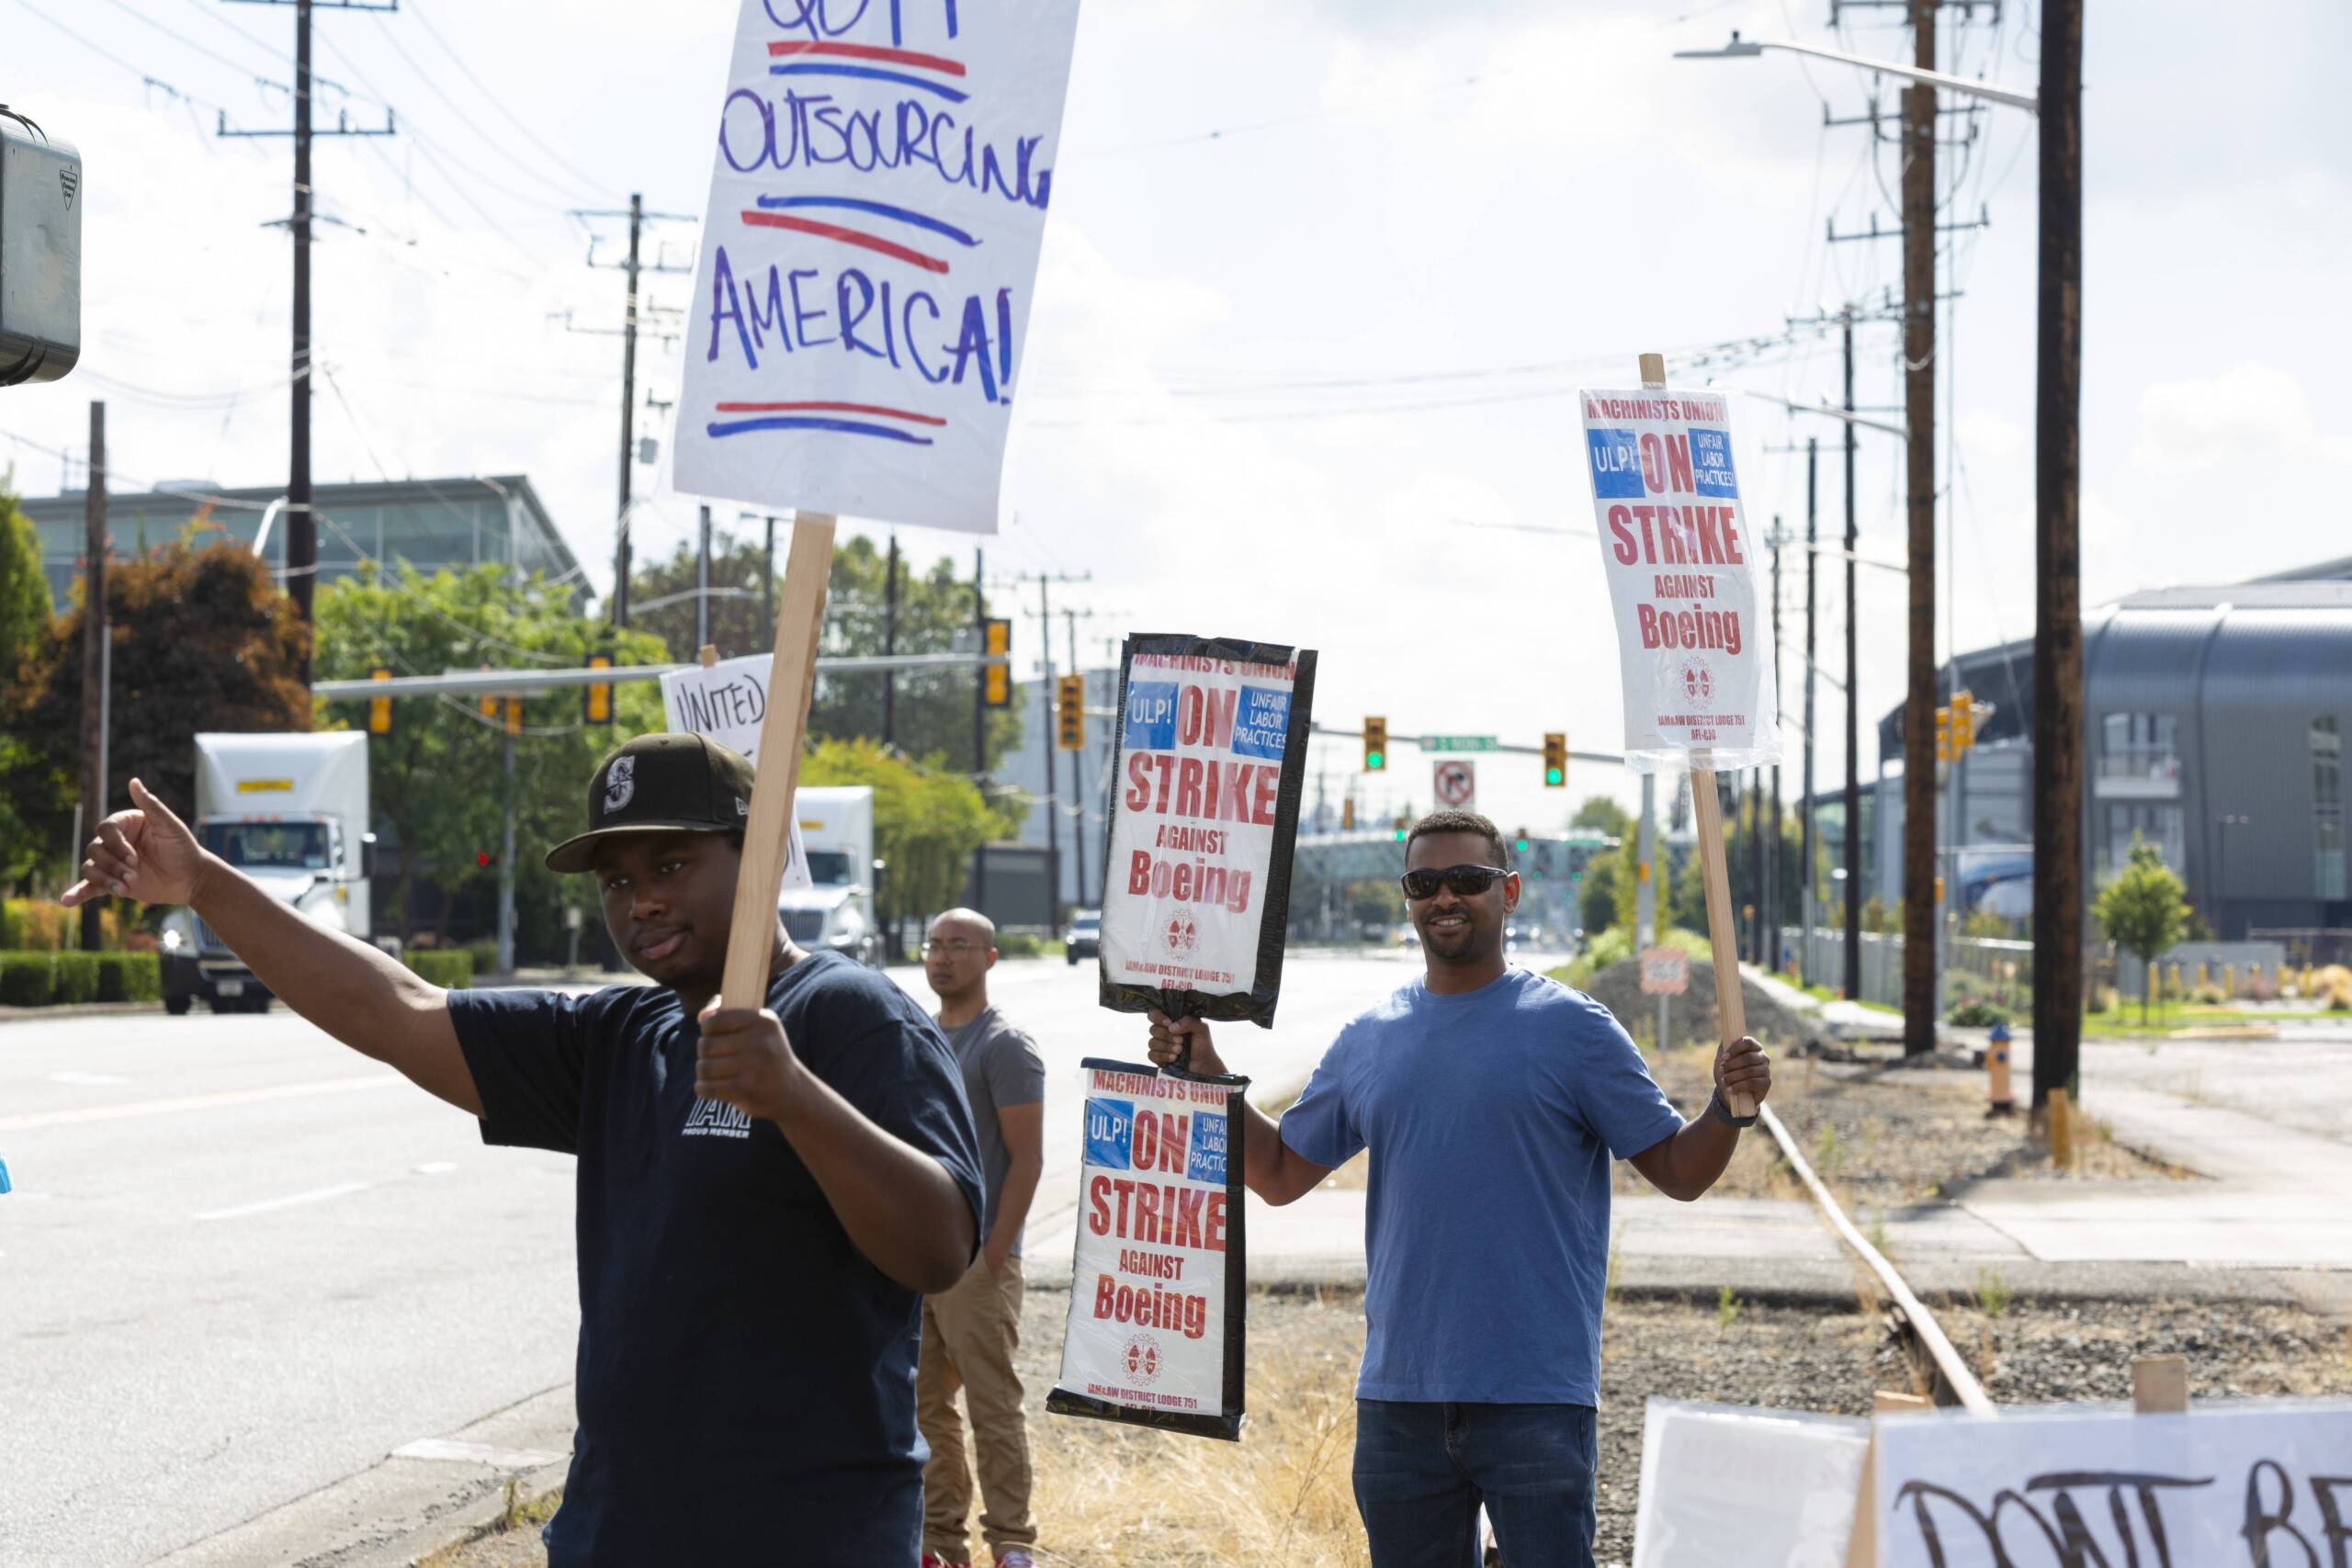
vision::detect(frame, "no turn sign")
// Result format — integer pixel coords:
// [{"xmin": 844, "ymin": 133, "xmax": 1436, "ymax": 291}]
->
[{"xmin": 1432, "ymin": 759, "xmax": 1476, "ymax": 809}]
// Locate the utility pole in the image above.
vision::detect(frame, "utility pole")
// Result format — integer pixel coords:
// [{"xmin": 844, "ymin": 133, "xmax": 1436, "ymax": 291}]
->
[
  {"xmin": 1802, "ymin": 435, "xmax": 1818, "ymax": 987},
  {"xmin": 695, "ymin": 504, "xmax": 712, "ymax": 651},
  {"xmin": 1066, "ymin": 609, "xmax": 1089, "ymax": 909},
  {"xmin": 567, "ymin": 196, "xmax": 693, "ymax": 626},
  {"xmin": 970, "ymin": 545, "xmax": 988, "ymax": 911},
  {"xmin": 1898, "ymin": 0, "xmax": 1940, "ymax": 1055},
  {"xmin": 1768, "ymin": 514, "xmax": 1784, "ymax": 970},
  {"xmin": 762, "ymin": 514, "xmax": 776, "ymax": 645},
  {"xmin": 883, "ymin": 535, "xmax": 899, "ymax": 747},
  {"xmin": 78, "ymin": 401, "xmax": 107, "ymax": 953},
  {"xmin": 1843, "ymin": 310, "xmax": 1863, "ymax": 1004},
  {"xmin": 218, "ymin": 0, "xmax": 395, "ymax": 682},
  {"xmin": 2032, "ymin": 0, "xmax": 2085, "ymax": 1112},
  {"xmin": 1010, "ymin": 570, "xmax": 1089, "ymax": 921}
]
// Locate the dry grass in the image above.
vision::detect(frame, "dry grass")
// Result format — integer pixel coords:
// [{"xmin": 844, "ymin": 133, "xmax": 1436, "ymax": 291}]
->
[{"xmin": 1028, "ymin": 1287, "xmax": 1370, "ymax": 1568}]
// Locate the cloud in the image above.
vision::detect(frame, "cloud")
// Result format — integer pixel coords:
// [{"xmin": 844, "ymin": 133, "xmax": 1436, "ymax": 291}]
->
[{"xmin": 2130, "ymin": 362, "xmax": 2320, "ymax": 478}]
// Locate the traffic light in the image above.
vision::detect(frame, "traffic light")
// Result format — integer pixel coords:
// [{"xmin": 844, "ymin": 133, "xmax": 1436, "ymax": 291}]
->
[
  {"xmin": 1951, "ymin": 689, "xmax": 1975, "ymax": 755},
  {"xmin": 1341, "ymin": 798, "xmax": 1355, "ymax": 830},
  {"xmin": 368, "ymin": 667, "xmax": 392, "ymax": 736},
  {"xmin": 982, "ymin": 618, "xmax": 1012, "ymax": 708},
  {"xmin": 1057, "ymin": 672, "xmax": 1085, "ymax": 750},
  {"xmin": 1514, "ymin": 827, "xmax": 1531, "ymax": 856},
  {"xmin": 1542, "ymin": 731, "xmax": 1566, "ymax": 788},
  {"xmin": 1363, "ymin": 716, "xmax": 1387, "ymax": 772},
  {"xmin": 478, "ymin": 692, "xmax": 499, "ymax": 720},
  {"xmin": 1392, "ymin": 813, "xmax": 1408, "ymax": 842},
  {"xmin": 1934, "ymin": 705, "xmax": 1952, "ymax": 763},
  {"xmin": 475, "ymin": 850, "xmax": 495, "ymax": 868},
  {"xmin": 503, "ymin": 697, "xmax": 524, "ymax": 738},
  {"xmin": 583, "ymin": 654, "xmax": 614, "ymax": 726}
]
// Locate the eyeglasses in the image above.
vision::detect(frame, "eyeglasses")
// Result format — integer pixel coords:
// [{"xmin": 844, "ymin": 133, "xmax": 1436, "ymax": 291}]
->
[
  {"xmin": 921, "ymin": 940, "xmax": 987, "ymax": 956},
  {"xmin": 1398, "ymin": 863, "xmax": 1511, "ymax": 901}
]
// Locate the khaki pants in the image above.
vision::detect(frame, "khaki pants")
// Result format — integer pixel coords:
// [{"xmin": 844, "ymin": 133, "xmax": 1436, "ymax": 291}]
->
[{"xmin": 918, "ymin": 1257, "xmax": 1036, "ymax": 1562}]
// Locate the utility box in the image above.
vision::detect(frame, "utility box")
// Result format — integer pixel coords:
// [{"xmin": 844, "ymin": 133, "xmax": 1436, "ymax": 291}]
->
[{"xmin": 0, "ymin": 116, "xmax": 82, "ymax": 386}]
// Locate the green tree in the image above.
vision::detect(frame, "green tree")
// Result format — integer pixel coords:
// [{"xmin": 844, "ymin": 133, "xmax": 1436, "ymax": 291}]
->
[
  {"xmin": 629, "ymin": 533, "xmax": 1023, "ymax": 772},
  {"xmin": 2093, "ymin": 834, "xmax": 2189, "ymax": 1023},
  {"xmin": 1578, "ymin": 856, "xmax": 1617, "ymax": 935},
  {"xmin": 0, "ymin": 476, "xmax": 62, "ymax": 890},
  {"xmin": 313, "ymin": 563, "xmax": 671, "ymax": 954},
  {"xmin": 13, "ymin": 540, "xmax": 310, "ymax": 889},
  {"xmin": 802, "ymin": 737, "xmax": 1001, "ymax": 956},
  {"xmin": 1570, "ymin": 795, "xmax": 1632, "ymax": 840}
]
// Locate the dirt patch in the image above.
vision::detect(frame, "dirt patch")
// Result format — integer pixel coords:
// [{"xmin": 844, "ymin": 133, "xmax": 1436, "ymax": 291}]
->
[
  {"xmin": 1613, "ymin": 1044, "xmax": 2191, "ymax": 1207},
  {"xmin": 1581, "ymin": 957, "xmax": 1826, "ymax": 1054}
]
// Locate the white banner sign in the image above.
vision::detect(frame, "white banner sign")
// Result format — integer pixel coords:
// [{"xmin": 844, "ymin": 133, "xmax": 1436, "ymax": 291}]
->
[
  {"xmin": 1097, "ymin": 636, "xmax": 1317, "ymax": 1028},
  {"xmin": 1046, "ymin": 1059, "xmax": 1246, "ymax": 1440},
  {"xmin": 660, "ymin": 652, "xmax": 810, "ymax": 891},
  {"xmin": 1873, "ymin": 1402, "xmax": 2352, "ymax": 1567},
  {"xmin": 1577, "ymin": 386, "xmax": 1781, "ymax": 773},
  {"xmin": 674, "ymin": 0, "xmax": 1082, "ymax": 533},
  {"xmin": 1634, "ymin": 1400, "xmax": 1868, "ymax": 1567}
]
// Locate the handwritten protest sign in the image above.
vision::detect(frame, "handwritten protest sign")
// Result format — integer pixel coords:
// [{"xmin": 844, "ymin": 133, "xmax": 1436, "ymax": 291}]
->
[
  {"xmin": 1046, "ymin": 1058, "xmax": 1249, "ymax": 1441},
  {"xmin": 661, "ymin": 651, "xmax": 811, "ymax": 892},
  {"xmin": 1871, "ymin": 1401, "xmax": 2352, "ymax": 1568},
  {"xmin": 1096, "ymin": 635, "xmax": 1317, "ymax": 1028},
  {"xmin": 1577, "ymin": 382, "xmax": 1781, "ymax": 772},
  {"xmin": 675, "ymin": 0, "xmax": 1081, "ymax": 533}
]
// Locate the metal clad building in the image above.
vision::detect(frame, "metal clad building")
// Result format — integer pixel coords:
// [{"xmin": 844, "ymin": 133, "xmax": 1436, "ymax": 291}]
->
[
  {"xmin": 21, "ymin": 474, "xmax": 582, "ymax": 610},
  {"xmin": 1870, "ymin": 564, "xmax": 2352, "ymax": 942}
]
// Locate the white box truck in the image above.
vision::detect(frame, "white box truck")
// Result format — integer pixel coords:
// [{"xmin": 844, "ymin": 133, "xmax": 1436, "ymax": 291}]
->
[
  {"xmin": 780, "ymin": 786, "xmax": 880, "ymax": 968},
  {"xmin": 158, "ymin": 732, "xmax": 377, "ymax": 1014}
]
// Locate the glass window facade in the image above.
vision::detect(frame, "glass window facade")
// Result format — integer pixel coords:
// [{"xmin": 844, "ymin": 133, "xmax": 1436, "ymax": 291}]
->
[
  {"xmin": 2098, "ymin": 711, "xmax": 2181, "ymax": 785},
  {"xmin": 2100, "ymin": 804, "xmax": 2185, "ymax": 877},
  {"xmin": 2315, "ymin": 716, "xmax": 2346, "ymax": 900}
]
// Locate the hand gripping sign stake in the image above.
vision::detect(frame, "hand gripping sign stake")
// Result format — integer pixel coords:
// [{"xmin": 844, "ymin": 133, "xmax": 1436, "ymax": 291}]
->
[{"xmin": 718, "ymin": 513, "xmax": 836, "ymax": 1010}]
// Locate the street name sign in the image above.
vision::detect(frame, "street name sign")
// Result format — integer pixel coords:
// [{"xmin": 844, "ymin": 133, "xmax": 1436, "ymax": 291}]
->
[{"xmin": 1422, "ymin": 735, "xmax": 1498, "ymax": 753}]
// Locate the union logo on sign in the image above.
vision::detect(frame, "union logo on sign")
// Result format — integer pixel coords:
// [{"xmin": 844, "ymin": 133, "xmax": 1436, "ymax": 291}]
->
[
  {"xmin": 1124, "ymin": 1332, "xmax": 1164, "ymax": 1385},
  {"xmin": 1679, "ymin": 658, "xmax": 1715, "ymax": 703},
  {"xmin": 1161, "ymin": 908, "xmax": 1199, "ymax": 955}
]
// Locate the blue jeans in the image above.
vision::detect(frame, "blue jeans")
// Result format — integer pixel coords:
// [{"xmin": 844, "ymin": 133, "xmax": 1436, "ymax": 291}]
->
[{"xmin": 1352, "ymin": 1400, "xmax": 1598, "ymax": 1568}]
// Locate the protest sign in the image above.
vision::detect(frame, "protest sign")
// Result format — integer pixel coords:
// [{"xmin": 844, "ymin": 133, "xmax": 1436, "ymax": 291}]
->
[
  {"xmin": 1577, "ymin": 375, "xmax": 1781, "ymax": 772},
  {"xmin": 1046, "ymin": 1058, "xmax": 1249, "ymax": 1441},
  {"xmin": 675, "ymin": 0, "xmax": 1082, "ymax": 534},
  {"xmin": 1870, "ymin": 1400, "xmax": 2352, "ymax": 1567},
  {"xmin": 659, "ymin": 650, "xmax": 811, "ymax": 892},
  {"xmin": 1096, "ymin": 635, "xmax": 1317, "ymax": 1028},
  {"xmin": 1633, "ymin": 1400, "xmax": 1869, "ymax": 1567},
  {"xmin": 1579, "ymin": 355, "xmax": 1782, "ymax": 1112}
]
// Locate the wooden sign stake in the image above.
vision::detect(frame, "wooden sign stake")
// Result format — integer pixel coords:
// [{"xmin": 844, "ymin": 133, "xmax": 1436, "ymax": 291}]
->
[
  {"xmin": 1640, "ymin": 351, "xmax": 1757, "ymax": 1119},
  {"xmin": 718, "ymin": 511, "xmax": 837, "ymax": 1010}
]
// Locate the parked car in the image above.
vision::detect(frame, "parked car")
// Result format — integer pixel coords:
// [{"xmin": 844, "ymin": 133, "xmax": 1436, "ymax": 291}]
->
[{"xmin": 1065, "ymin": 909, "xmax": 1102, "ymax": 964}]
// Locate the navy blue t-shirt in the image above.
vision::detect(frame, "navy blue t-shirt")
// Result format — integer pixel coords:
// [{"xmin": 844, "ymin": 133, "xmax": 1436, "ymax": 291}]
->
[{"xmin": 447, "ymin": 952, "xmax": 986, "ymax": 1567}]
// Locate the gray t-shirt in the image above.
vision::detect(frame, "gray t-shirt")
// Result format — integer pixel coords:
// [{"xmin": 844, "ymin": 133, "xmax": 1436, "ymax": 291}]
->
[{"xmin": 939, "ymin": 1006, "xmax": 1046, "ymax": 1257}]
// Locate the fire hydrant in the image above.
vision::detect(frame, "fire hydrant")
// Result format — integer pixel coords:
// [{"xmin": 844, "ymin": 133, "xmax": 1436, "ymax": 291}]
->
[{"xmin": 1986, "ymin": 1021, "xmax": 2016, "ymax": 1115}]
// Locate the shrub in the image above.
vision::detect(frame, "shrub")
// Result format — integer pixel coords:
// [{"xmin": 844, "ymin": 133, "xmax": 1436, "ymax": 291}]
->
[
  {"xmin": 407, "ymin": 950, "xmax": 474, "ymax": 989},
  {"xmin": 2, "ymin": 899, "xmax": 72, "ymax": 953},
  {"xmin": 96, "ymin": 952, "xmax": 161, "ymax": 1002},
  {"xmin": 2085, "ymin": 987, "xmax": 2109, "ymax": 1015},
  {"xmin": 464, "ymin": 941, "xmax": 501, "ymax": 976},
  {"xmin": 51, "ymin": 950, "xmax": 100, "ymax": 1004},
  {"xmin": 0, "ymin": 953, "xmax": 56, "ymax": 1006},
  {"xmin": 994, "ymin": 931, "xmax": 1047, "ymax": 958},
  {"xmin": 2190, "ymin": 982, "xmax": 2227, "ymax": 1006},
  {"xmin": 1947, "ymin": 998, "xmax": 2010, "ymax": 1028}
]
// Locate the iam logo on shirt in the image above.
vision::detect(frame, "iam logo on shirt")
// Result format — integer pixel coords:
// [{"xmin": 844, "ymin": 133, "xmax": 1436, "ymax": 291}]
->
[{"xmin": 682, "ymin": 1097, "xmax": 752, "ymax": 1140}]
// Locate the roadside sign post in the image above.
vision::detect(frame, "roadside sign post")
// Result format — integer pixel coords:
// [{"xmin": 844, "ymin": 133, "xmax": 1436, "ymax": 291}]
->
[
  {"xmin": 1431, "ymin": 758, "xmax": 1477, "ymax": 811},
  {"xmin": 1580, "ymin": 353, "xmax": 1781, "ymax": 1115},
  {"xmin": 1640, "ymin": 944, "xmax": 1690, "ymax": 1052}
]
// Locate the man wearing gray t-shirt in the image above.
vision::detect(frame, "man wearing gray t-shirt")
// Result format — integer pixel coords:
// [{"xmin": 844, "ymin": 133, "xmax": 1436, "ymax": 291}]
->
[{"xmin": 918, "ymin": 908, "xmax": 1047, "ymax": 1568}]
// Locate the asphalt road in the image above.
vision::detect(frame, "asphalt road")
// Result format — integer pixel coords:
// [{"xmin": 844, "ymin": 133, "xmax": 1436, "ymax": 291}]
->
[{"xmin": 0, "ymin": 945, "xmax": 1462, "ymax": 1568}]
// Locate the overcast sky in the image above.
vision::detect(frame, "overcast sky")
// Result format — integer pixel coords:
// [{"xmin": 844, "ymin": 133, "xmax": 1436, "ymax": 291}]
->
[{"xmin": 7, "ymin": 0, "xmax": 2347, "ymax": 831}]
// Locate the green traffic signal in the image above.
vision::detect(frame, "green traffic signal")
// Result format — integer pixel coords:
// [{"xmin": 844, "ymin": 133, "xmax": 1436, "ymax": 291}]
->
[
  {"xmin": 1367, "ymin": 750, "xmax": 1385, "ymax": 770},
  {"xmin": 1544, "ymin": 766, "xmax": 1564, "ymax": 786}
]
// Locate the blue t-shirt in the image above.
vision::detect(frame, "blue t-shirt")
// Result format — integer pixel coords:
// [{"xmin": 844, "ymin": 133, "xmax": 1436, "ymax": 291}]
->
[
  {"xmin": 1278, "ymin": 966, "xmax": 1683, "ymax": 1405},
  {"xmin": 447, "ymin": 952, "xmax": 985, "ymax": 1567}
]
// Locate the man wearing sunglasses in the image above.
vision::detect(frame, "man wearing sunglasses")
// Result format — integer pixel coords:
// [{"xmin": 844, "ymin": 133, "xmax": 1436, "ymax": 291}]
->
[{"xmin": 1148, "ymin": 808, "xmax": 1770, "ymax": 1568}]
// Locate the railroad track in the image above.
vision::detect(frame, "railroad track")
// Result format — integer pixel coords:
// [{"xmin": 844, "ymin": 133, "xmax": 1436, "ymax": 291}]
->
[{"xmin": 1757, "ymin": 1101, "xmax": 1998, "ymax": 1416}]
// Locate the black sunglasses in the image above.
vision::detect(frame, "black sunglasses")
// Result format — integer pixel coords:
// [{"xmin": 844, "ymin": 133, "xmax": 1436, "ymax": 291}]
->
[{"xmin": 1398, "ymin": 863, "xmax": 1511, "ymax": 900}]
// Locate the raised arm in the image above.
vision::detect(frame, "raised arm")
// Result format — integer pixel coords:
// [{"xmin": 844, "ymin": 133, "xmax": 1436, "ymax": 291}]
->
[
  {"xmin": 1145, "ymin": 1012, "xmax": 1333, "ymax": 1206},
  {"xmin": 64, "ymin": 778, "xmax": 481, "ymax": 1115}
]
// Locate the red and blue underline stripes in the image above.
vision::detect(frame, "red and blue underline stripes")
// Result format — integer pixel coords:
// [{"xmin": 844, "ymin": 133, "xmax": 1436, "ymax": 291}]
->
[{"xmin": 706, "ymin": 400, "xmax": 945, "ymax": 446}]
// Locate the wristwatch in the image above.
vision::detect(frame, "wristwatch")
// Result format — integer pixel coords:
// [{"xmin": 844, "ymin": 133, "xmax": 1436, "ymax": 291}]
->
[{"xmin": 1707, "ymin": 1092, "xmax": 1758, "ymax": 1130}]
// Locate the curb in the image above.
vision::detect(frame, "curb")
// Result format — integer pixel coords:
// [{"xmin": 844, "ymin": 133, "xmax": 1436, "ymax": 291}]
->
[{"xmin": 0, "ymin": 999, "xmax": 160, "ymax": 1025}]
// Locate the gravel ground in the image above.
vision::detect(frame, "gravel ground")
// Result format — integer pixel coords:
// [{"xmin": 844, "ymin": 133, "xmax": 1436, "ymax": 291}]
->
[
  {"xmin": 1581, "ymin": 958, "xmax": 1824, "ymax": 1054},
  {"xmin": 431, "ymin": 1283, "xmax": 2346, "ymax": 1568}
]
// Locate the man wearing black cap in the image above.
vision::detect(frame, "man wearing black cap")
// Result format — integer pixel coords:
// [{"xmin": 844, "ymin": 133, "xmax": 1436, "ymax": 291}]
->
[{"xmin": 63, "ymin": 735, "xmax": 987, "ymax": 1566}]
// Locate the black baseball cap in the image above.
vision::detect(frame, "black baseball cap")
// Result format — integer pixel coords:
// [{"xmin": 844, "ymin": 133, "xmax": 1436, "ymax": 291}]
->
[{"xmin": 545, "ymin": 732, "xmax": 756, "ymax": 874}]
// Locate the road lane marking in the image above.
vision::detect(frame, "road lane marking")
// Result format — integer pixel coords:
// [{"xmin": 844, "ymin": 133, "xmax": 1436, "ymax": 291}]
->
[
  {"xmin": 45, "ymin": 1071, "xmax": 130, "ymax": 1086},
  {"xmin": 0, "ymin": 1073, "xmax": 401, "ymax": 1132},
  {"xmin": 195, "ymin": 1181, "xmax": 373, "ymax": 1222},
  {"xmin": 391, "ymin": 1437, "xmax": 567, "ymax": 1469}
]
